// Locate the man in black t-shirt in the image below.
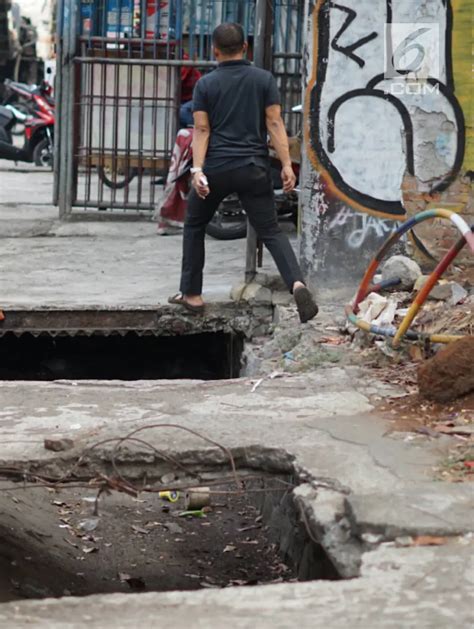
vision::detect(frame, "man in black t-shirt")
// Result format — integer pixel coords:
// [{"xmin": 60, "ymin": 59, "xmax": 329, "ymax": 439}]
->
[{"xmin": 169, "ymin": 23, "xmax": 318, "ymax": 323}]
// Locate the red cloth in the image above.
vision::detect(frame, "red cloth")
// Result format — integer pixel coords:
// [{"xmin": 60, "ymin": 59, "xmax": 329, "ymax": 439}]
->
[
  {"xmin": 181, "ymin": 65, "xmax": 201, "ymax": 102},
  {"xmin": 180, "ymin": 53, "xmax": 201, "ymax": 103},
  {"xmin": 156, "ymin": 128, "xmax": 193, "ymax": 229}
]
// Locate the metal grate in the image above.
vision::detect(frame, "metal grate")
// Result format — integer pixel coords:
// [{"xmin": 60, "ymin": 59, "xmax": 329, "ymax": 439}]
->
[
  {"xmin": 56, "ymin": 0, "xmax": 304, "ymax": 216},
  {"xmin": 273, "ymin": 0, "xmax": 304, "ymax": 137}
]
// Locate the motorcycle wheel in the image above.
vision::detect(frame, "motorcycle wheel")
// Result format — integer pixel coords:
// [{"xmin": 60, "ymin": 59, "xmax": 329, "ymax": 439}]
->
[
  {"xmin": 205, "ymin": 197, "xmax": 247, "ymax": 240},
  {"xmin": 33, "ymin": 138, "xmax": 54, "ymax": 169},
  {"xmin": 97, "ymin": 165, "xmax": 138, "ymax": 189}
]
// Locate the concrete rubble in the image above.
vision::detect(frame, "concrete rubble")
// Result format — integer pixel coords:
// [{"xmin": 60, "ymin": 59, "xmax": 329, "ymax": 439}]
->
[
  {"xmin": 381, "ymin": 255, "xmax": 422, "ymax": 290},
  {"xmin": 428, "ymin": 281, "xmax": 468, "ymax": 305}
]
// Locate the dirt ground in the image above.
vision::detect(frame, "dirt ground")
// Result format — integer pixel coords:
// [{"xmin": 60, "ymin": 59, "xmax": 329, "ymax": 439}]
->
[
  {"xmin": 0, "ymin": 482, "xmax": 296, "ymax": 603},
  {"xmin": 373, "ymin": 361, "xmax": 474, "ymax": 481}
]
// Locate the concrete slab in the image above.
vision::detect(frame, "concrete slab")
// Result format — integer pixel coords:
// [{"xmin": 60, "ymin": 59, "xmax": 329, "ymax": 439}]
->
[
  {"xmin": 0, "ymin": 542, "xmax": 472, "ymax": 628},
  {"xmin": 0, "ymin": 233, "xmax": 279, "ymax": 307},
  {"xmin": 0, "ymin": 369, "xmax": 462, "ymax": 509},
  {"xmin": 0, "ymin": 162, "xmax": 54, "ymax": 208},
  {"xmin": 347, "ymin": 485, "xmax": 474, "ymax": 538},
  {"xmin": 0, "ymin": 164, "xmax": 288, "ymax": 308}
]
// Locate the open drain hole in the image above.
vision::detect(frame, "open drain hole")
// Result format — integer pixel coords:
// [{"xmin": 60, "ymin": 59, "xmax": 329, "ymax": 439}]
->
[
  {"xmin": 0, "ymin": 331, "xmax": 244, "ymax": 381},
  {"xmin": 0, "ymin": 476, "xmax": 340, "ymax": 602}
]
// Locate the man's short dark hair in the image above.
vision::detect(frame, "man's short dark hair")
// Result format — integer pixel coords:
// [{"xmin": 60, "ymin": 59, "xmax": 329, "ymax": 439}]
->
[{"xmin": 212, "ymin": 23, "xmax": 245, "ymax": 55}]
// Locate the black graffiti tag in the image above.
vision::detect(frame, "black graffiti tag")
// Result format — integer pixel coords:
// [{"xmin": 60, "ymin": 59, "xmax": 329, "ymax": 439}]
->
[
  {"xmin": 309, "ymin": 0, "xmax": 465, "ymax": 217},
  {"xmin": 329, "ymin": 2, "xmax": 378, "ymax": 68}
]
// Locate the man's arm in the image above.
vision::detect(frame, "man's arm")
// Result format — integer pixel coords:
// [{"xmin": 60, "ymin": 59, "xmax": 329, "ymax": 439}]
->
[
  {"xmin": 192, "ymin": 111, "xmax": 211, "ymax": 198},
  {"xmin": 265, "ymin": 104, "xmax": 296, "ymax": 193}
]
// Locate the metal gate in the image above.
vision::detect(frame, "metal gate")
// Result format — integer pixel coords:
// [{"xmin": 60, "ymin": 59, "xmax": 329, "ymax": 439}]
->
[{"xmin": 55, "ymin": 0, "xmax": 304, "ymax": 218}]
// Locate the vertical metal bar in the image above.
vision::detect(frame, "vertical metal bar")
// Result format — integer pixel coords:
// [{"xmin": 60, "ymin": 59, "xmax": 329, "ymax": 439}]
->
[
  {"xmin": 58, "ymin": 0, "xmax": 78, "ymax": 218},
  {"xmin": 198, "ymin": 0, "xmax": 204, "ymax": 58},
  {"xmin": 53, "ymin": 0, "xmax": 65, "ymax": 207},
  {"xmin": 245, "ymin": 0, "xmax": 268, "ymax": 282},
  {"xmin": 98, "ymin": 59, "xmax": 107, "ymax": 206},
  {"xmin": 85, "ymin": 46, "xmax": 95, "ymax": 207},
  {"xmin": 124, "ymin": 60, "xmax": 133, "ymax": 206},
  {"xmin": 111, "ymin": 55, "xmax": 120, "ymax": 206},
  {"xmin": 136, "ymin": 62, "xmax": 146, "ymax": 205},
  {"xmin": 150, "ymin": 62, "xmax": 159, "ymax": 207}
]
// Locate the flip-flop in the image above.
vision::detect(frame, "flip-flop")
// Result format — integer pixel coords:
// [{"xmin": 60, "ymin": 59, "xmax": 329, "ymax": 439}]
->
[
  {"xmin": 168, "ymin": 293, "xmax": 205, "ymax": 314},
  {"xmin": 294, "ymin": 286, "xmax": 319, "ymax": 323}
]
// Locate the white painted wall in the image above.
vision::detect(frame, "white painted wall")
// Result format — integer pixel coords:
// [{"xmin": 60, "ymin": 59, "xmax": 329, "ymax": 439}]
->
[
  {"xmin": 299, "ymin": 0, "xmax": 466, "ymax": 281},
  {"xmin": 309, "ymin": 0, "xmax": 461, "ymax": 206}
]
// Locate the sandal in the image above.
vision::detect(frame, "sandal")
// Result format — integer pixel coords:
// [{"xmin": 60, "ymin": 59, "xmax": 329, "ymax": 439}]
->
[
  {"xmin": 168, "ymin": 293, "xmax": 205, "ymax": 314},
  {"xmin": 294, "ymin": 286, "xmax": 319, "ymax": 323}
]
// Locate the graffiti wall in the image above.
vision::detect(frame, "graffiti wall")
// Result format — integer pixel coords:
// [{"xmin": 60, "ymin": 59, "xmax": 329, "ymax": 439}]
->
[{"xmin": 300, "ymin": 0, "xmax": 473, "ymax": 281}]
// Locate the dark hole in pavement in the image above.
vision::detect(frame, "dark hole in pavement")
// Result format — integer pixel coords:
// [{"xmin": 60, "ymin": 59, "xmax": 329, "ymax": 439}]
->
[
  {"xmin": 0, "ymin": 477, "xmax": 340, "ymax": 602},
  {"xmin": 0, "ymin": 331, "xmax": 244, "ymax": 381}
]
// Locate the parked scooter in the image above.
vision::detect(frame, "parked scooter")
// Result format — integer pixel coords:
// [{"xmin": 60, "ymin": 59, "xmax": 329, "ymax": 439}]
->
[
  {"xmin": 2, "ymin": 79, "xmax": 54, "ymax": 112},
  {"xmin": 1, "ymin": 79, "xmax": 55, "ymax": 167},
  {"xmin": 0, "ymin": 103, "xmax": 54, "ymax": 167}
]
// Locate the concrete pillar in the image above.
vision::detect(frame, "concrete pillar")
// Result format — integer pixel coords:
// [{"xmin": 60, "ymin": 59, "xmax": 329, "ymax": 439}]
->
[{"xmin": 300, "ymin": 0, "xmax": 472, "ymax": 285}]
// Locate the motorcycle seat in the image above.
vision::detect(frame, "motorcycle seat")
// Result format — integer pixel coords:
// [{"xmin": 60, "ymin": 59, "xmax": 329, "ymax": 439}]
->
[
  {"xmin": 5, "ymin": 80, "xmax": 36, "ymax": 94},
  {"xmin": 0, "ymin": 105, "xmax": 15, "ymax": 123}
]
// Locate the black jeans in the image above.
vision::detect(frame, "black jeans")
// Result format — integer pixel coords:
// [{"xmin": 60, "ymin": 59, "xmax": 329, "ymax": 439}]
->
[{"xmin": 180, "ymin": 164, "xmax": 304, "ymax": 296}]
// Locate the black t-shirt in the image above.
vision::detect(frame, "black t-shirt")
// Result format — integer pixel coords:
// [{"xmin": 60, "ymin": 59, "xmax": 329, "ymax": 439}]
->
[{"xmin": 192, "ymin": 59, "xmax": 281, "ymax": 173}]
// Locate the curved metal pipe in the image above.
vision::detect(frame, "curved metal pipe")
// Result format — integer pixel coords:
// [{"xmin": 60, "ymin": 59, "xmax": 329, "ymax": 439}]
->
[{"xmin": 348, "ymin": 209, "xmax": 473, "ymax": 347}]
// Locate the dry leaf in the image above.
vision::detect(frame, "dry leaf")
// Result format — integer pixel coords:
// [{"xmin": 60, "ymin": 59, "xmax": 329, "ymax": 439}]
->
[
  {"xmin": 63, "ymin": 538, "xmax": 78, "ymax": 549},
  {"xmin": 241, "ymin": 540, "xmax": 259, "ymax": 545},
  {"xmin": 318, "ymin": 336, "xmax": 346, "ymax": 346},
  {"xmin": 223, "ymin": 544, "xmax": 236, "ymax": 553},
  {"xmin": 131, "ymin": 525, "xmax": 150, "ymax": 535}
]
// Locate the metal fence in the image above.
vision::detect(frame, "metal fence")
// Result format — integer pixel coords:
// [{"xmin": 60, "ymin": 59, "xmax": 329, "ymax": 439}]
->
[{"xmin": 56, "ymin": 0, "xmax": 304, "ymax": 217}]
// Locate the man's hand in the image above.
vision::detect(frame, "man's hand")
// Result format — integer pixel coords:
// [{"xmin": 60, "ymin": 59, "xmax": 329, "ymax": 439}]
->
[
  {"xmin": 192, "ymin": 172, "xmax": 210, "ymax": 199},
  {"xmin": 281, "ymin": 165, "xmax": 296, "ymax": 193}
]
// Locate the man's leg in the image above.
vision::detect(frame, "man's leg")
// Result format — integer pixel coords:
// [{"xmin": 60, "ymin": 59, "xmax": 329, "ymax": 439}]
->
[
  {"xmin": 237, "ymin": 166, "xmax": 303, "ymax": 291},
  {"xmin": 179, "ymin": 181, "xmax": 227, "ymax": 300},
  {"xmin": 237, "ymin": 165, "xmax": 318, "ymax": 322}
]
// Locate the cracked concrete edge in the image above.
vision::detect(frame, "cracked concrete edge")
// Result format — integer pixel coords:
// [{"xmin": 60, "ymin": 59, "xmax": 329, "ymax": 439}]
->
[
  {"xmin": 0, "ymin": 303, "xmax": 274, "ymax": 339},
  {"xmin": 2, "ymin": 445, "xmax": 298, "ymax": 480},
  {"xmin": 293, "ymin": 483, "xmax": 363, "ymax": 578},
  {"xmin": 345, "ymin": 484, "xmax": 474, "ymax": 539},
  {"xmin": 291, "ymin": 477, "xmax": 474, "ymax": 578}
]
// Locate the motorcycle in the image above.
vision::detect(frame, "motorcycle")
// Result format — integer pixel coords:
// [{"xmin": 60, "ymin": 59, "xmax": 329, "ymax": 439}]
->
[
  {"xmin": 2, "ymin": 79, "xmax": 54, "ymax": 134},
  {"xmin": 0, "ymin": 103, "xmax": 54, "ymax": 168},
  {"xmin": 1, "ymin": 79, "xmax": 55, "ymax": 167}
]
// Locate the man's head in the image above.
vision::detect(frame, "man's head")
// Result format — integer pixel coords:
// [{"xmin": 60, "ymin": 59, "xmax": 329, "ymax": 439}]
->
[{"xmin": 212, "ymin": 23, "xmax": 247, "ymax": 61}]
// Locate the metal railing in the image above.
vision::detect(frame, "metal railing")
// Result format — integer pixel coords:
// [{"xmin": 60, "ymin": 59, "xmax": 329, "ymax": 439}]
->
[{"xmin": 56, "ymin": 0, "xmax": 304, "ymax": 218}]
